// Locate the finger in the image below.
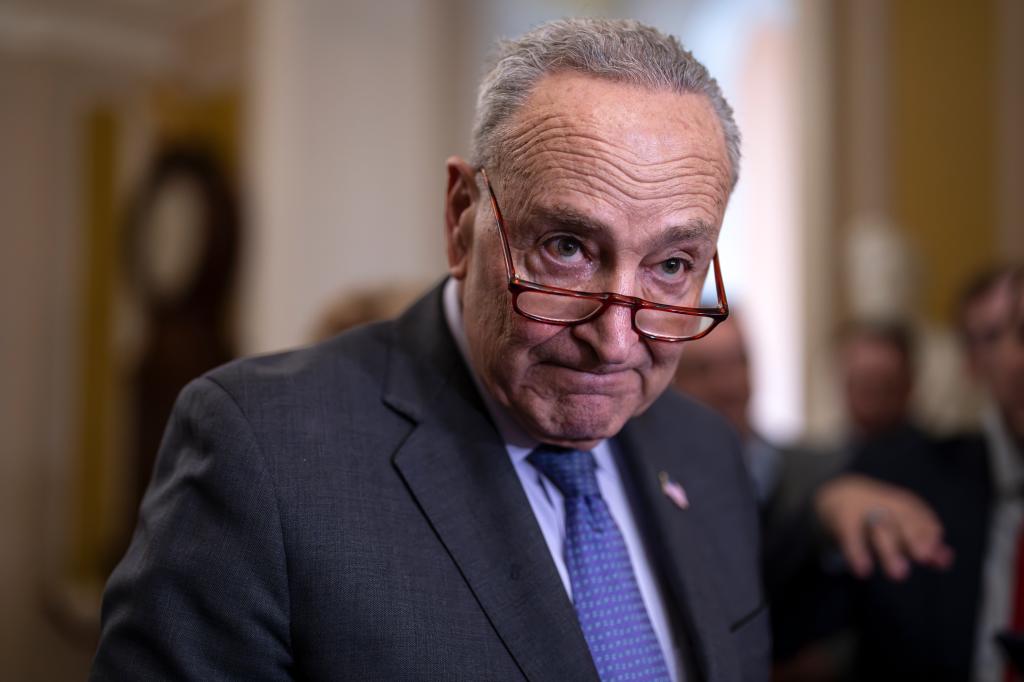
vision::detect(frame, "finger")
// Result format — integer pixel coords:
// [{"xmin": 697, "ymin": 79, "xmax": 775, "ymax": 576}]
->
[
  {"xmin": 815, "ymin": 478, "xmax": 878, "ymax": 578},
  {"xmin": 929, "ymin": 544, "xmax": 955, "ymax": 570},
  {"xmin": 906, "ymin": 530, "xmax": 955, "ymax": 570},
  {"xmin": 835, "ymin": 514, "xmax": 873, "ymax": 578},
  {"xmin": 866, "ymin": 517, "xmax": 909, "ymax": 581},
  {"xmin": 888, "ymin": 495, "xmax": 948, "ymax": 566},
  {"xmin": 900, "ymin": 516, "xmax": 943, "ymax": 563}
]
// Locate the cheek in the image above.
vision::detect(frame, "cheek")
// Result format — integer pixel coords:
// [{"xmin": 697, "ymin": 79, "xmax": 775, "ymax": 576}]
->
[
  {"xmin": 468, "ymin": 291, "xmax": 564, "ymax": 393},
  {"xmin": 463, "ymin": 229, "xmax": 514, "ymax": 333},
  {"xmin": 643, "ymin": 342, "xmax": 686, "ymax": 394},
  {"xmin": 651, "ymin": 342, "xmax": 686, "ymax": 374},
  {"xmin": 469, "ymin": 301, "xmax": 514, "ymax": 368},
  {"xmin": 500, "ymin": 320, "xmax": 569, "ymax": 380}
]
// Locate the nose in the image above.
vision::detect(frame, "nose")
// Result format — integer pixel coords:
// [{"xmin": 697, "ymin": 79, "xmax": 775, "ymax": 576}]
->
[{"xmin": 570, "ymin": 299, "xmax": 639, "ymax": 366}]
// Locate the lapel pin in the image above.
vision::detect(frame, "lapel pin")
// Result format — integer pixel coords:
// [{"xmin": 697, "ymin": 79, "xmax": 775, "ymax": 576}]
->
[{"xmin": 659, "ymin": 471, "xmax": 689, "ymax": 510}]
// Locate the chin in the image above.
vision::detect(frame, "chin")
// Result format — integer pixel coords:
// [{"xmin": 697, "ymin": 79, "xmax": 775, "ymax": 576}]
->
[{"xmin": 528, "ymin": 394, "xmax": 635, "ymax": 444}]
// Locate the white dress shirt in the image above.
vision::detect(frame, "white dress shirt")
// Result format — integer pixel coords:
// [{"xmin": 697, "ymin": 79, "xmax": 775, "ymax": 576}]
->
[
  {"xmin": 973, "ymin": 406, "xmax": 1024, "ymax": 682},
  {"xmin": 442, "ymin": 278, "xmax": 684, "ymax": 681}
]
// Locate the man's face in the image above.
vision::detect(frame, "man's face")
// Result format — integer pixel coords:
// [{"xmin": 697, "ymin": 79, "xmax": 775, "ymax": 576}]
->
[
  {"xmin": 965, "ymin": 277, "xmax": 1024, "ymax": 443},
  {"xmin": 673, "ymin": 318, "xmax": 752, "ymax": 439},
  {"xmin": 445, "ymin": 72, "xmax": 732, "ymax": 449},
  {"xmin": 841, "ymin": 336, "xmax": 912, "ymax": 437}
]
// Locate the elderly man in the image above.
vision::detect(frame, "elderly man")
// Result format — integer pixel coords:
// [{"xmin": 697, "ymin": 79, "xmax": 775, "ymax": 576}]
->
[{"xmin": 92, "ymin": 19, "xmax": 767, "ymax": 682}]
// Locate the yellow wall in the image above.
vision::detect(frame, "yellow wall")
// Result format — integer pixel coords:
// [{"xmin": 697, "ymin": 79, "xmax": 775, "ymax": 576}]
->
[
  {"xmin": 889, "ymin": 0, "xmax": 997, "ymax": 323},
  {"xmin": 72, "ymin": 109, "xmax": 117, "ymax": 583}
]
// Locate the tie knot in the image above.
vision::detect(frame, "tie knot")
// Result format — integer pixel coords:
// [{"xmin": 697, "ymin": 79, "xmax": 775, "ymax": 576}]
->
[{"xmin": 527, "ymin": 446, "xmax": 600, "ymax": 499}]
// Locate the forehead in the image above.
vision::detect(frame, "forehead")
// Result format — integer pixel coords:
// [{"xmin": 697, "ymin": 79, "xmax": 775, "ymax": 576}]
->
[
  {"xmin": 967, "ymin": 278, "xmax": 1018, "ymax": 330},
  {"xmin": 497, "ymin": 72, "xmax": 732, "ymax": 235},
  {"xmin": 843, "ymin": 337, "xmax": 906, "ymax": 369}
]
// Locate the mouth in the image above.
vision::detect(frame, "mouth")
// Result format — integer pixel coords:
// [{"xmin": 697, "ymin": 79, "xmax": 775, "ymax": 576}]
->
[{"xmin": 539, "ymin": 362, "xmax": 639, "ymax": 392}]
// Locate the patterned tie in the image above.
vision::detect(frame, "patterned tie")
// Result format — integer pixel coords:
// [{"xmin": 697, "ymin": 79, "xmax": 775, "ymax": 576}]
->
[{"xmin": 528, "ymin": 446, "xmax": 671, "ymax": 681}]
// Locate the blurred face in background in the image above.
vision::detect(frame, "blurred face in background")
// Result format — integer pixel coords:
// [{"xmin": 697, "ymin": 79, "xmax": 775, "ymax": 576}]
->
[
  {"xmin": 673, "ymin": 317, "xmax": 752, "ymax": 439},
  {"xmin": 446, "ymin": 72, "xmax": 733, "ymax": 449},
  {"xmin": 841, "ymin": 334, "xmax": 912, "ymax": 438},
  {"xmin": 964, "ymin": 276, "xmax": 1024, "ymax": 444}
]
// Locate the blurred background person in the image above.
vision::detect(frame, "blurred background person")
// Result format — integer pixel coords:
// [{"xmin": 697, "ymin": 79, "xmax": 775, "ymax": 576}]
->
[
  {"xmin": 815, "ymin": 264, "xmax": 1024, "ymax": 681},
  {"xmin": 836, "ymin": 320, "xmax": 920, "ymax": 447},
  {"xmin": 672, "ymin": 310, "xmax": 993, "ymax": 680},
  {"xmin": 961, "ymin": 266, "xmax": 1024, "ymax": 448},
  {"xmin": 958, "ymin": 265, "xmax": 1024, "ymax": 682},
  {"xmin": 311, "ymin": 284, "xmax": 425, "ymax": 342}
]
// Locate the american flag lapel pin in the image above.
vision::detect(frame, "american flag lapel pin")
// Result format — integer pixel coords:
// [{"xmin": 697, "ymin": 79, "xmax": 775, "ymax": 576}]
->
[{"xmin": 659, "ymin": 471, "xmax": 689, "ymax": 510}]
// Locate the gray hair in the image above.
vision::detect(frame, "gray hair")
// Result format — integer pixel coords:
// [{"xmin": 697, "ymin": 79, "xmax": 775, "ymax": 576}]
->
[{"xmin": 471, "ymin": 18, "xmax": 741, "ymax": 189}]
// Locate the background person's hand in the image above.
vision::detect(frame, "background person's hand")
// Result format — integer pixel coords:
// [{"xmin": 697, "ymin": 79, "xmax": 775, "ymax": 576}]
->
[{"xmin": 814, "ymin": 474, "xmax": 954, "ymax": 580}]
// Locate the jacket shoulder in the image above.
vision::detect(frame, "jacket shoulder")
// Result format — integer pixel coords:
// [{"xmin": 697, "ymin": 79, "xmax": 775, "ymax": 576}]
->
[
  {"xmin": 203, "ymin": 321, "xmax": 393, "ymax": 412},
  {"xmin": 647, "ymin": 387, "xmax": 742, "ymax": 443},
  {"xmin": 186, "ymin": 320, "xmax": 412, "ymax": 469}
]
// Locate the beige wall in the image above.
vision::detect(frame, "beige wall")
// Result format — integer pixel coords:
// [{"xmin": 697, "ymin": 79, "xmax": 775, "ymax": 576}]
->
[
  {"xmin": 0, "ymin": 3, "xmax": 247, "ymax": 678},
  {"xmin": 240, "ymin": 0, "xmax": 463, "ymax": 354},
  {"xmin": 0, "ymin": 54, "xmax": 97, "ymax": 681},
  {"xmin": 890, "ymin": 0, "xmax": 998, "ymax": 324}
]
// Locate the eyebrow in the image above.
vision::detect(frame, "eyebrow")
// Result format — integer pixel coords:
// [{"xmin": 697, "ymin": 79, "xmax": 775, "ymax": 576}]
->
[{"xmin": 527, "ymin": 203, "xmax": 717, "ymax": 251}]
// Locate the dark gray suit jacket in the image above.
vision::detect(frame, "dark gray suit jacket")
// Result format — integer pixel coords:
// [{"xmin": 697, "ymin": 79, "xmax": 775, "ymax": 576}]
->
[{"xmin": 91, "ymin": 284, "xmax": 769, "ymax": 681}]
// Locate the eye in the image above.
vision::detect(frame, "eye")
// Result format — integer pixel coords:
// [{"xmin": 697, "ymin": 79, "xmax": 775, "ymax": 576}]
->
[
  {"xmin": 659, "ymin": 257, "xmax": 691, "ymax": 277},
  {"xmin": 546, "ymin": 235, "xmax": 584, "ymax": 261}
]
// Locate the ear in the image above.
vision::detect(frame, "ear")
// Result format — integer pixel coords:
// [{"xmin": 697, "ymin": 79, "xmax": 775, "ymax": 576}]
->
[{"xmin": 444, "ymin": 157, "xmax": 479, "ymax": 280}]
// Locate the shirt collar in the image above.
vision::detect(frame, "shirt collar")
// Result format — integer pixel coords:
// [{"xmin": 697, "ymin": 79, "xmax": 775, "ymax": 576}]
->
[
  {"xmin": 984, "ymin": 403, "xmax": 1024, "ymax": 499},
  {"xmin": 441, "ymin": 277, "xmax": 609, "ymax": 465}
]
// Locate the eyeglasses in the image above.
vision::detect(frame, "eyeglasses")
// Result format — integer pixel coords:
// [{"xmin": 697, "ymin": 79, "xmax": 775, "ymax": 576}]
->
[{"xmin": 479, "ymin": 167, "xmax": 729, "ymax": 342}]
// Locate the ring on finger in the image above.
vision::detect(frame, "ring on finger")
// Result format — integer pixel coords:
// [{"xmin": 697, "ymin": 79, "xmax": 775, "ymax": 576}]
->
[{"xmin": 865, "ymin": 507, "xmax": 890, "ymax": 527}]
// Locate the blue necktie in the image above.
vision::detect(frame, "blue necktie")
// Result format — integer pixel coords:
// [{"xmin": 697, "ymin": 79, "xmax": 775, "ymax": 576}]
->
[{"xmin": 528, "ymin": 446, "xmax": 671, "ymax": 682}]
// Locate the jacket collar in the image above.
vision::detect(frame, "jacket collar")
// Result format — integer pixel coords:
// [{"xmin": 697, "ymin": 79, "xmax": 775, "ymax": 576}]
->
[{"xmin": 617, "ymin": 408, "xmax": 745, "ymax": 681}]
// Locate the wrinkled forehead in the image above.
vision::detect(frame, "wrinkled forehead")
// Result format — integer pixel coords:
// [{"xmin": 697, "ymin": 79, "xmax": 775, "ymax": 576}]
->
[{"xmin": 494, "ymin": 73, "xmax": 733, "ymax": 229}]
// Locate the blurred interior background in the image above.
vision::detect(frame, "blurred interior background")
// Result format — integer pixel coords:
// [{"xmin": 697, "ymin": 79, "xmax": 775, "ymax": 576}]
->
[{"xmin": 0, "ymin": 0, "xmax": 1020, "ymax": 677}]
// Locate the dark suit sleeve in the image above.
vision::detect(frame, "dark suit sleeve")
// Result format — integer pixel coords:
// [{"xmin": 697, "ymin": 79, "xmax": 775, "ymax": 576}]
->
[{"xmin": 91, "ymin": 376, "xmax": 293, "ymax": 681}]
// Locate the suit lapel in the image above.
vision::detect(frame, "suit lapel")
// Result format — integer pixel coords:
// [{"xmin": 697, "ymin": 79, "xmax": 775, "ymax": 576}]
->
[
  {"xmin": 384, "ymin": 286, "xmax": 598, "ymax": 682},
  {"xmin": 616, "ymin": 412, "xmax": 743, "ymax": 682}
]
